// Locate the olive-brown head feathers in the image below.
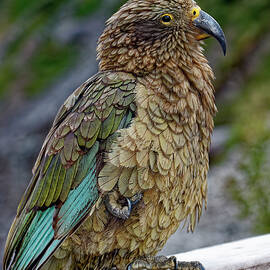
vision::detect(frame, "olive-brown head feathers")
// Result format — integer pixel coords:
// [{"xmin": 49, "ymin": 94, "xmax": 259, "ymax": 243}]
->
[{"xmin": 97, "ymin": 0, "xmax": 226, "ymax": 74}]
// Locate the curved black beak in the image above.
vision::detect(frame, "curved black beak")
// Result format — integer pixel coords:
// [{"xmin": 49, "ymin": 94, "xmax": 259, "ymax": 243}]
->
[{"xmin": 193, "ymin": 10, "xmax": 227, "ymax": 55}]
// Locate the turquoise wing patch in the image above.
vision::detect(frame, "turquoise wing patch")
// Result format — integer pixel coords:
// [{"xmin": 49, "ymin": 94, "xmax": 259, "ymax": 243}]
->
[{"xmin": 10, "ymin": 156, "xmax": 98, "ymax": 270}]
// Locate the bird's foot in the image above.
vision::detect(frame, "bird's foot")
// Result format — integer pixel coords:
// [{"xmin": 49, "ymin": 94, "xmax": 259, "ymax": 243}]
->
[
  {"xmin": 127, "ymin": 256, "xmax": 205, "ymax": 270},
  {"xmin": 105, "ymin": 191, "xmax": 143, "ymax": 220}
]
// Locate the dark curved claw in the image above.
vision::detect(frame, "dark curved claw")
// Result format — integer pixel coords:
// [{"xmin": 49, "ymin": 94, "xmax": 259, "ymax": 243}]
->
[
  {"xmin": 130, "ymin": 193, "xmax": 143, "ymax": 208},
  {"xmin": 105, "ymin": 192, "xmax": 143, "ymax": 220},
  {"xmin": 126, "ymin": 262, "xmax": 132, "ymax": 270},
  {"xmin": 126, "ymin": 197, "xmax": 132, "ymax": 215}
]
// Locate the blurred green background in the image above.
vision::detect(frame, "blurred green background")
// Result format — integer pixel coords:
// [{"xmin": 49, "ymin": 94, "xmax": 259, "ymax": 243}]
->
[{"xmin": 1, "ymin": 0, "xmax": 270, "ymax": 266}]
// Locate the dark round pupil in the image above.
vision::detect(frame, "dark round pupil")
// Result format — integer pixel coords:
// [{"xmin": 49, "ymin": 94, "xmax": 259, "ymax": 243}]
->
[
  {"xmin": 193, "ymin": 11, "xmax": 196, "ymax": 15},
  {"xmin": 162, "ymin": 15, "xmax": 171, "ymax": 22}
]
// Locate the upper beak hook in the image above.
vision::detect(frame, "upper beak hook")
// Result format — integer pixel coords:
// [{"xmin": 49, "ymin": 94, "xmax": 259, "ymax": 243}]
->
[{"xmin": 193, "ymin": 10, "xmax": 227, "ymax": 55}]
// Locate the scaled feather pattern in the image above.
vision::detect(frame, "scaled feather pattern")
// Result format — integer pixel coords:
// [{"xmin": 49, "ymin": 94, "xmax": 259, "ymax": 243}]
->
[{"xmin": 3, "ymin": 0, "xmax": 226, "ymax": 269}]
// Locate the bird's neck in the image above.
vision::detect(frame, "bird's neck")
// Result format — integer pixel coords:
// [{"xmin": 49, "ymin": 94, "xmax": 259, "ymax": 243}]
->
[{"xmin": 137, "ymin": 53, "xmax": 217, "ymax": 118}]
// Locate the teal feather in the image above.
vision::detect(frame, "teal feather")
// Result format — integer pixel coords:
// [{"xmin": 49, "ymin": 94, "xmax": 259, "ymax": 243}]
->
[
  {"xmin": 9, "ymin": 155, "xmax": 98, "ymax": 270},
  {"xmin": 14, "ymin": 208, "xmax": 55, "ymax": 269},
  {"xmin": 56, "ymin": 160, "xmax": 98, "ymax": 237}
]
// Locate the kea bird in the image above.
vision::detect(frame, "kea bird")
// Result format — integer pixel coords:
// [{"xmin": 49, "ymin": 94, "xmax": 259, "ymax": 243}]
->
[{"xmin": 3, "ymin": 0, "xmax": 226, "ymax": 269}]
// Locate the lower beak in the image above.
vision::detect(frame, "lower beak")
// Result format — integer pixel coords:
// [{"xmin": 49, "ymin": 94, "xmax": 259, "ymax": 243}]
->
[{"xmin": 193, "ymin": 10, "xmax": 227, "ymax": 55}]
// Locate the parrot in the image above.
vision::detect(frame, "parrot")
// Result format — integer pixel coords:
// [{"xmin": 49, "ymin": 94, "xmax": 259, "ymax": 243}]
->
[{"xmin": 3, "ymin": 0, "xmax": 226, "ymax": 269}]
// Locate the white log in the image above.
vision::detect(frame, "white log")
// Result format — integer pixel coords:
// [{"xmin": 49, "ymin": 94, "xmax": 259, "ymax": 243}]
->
[{"xmin": 174, "ymin": 234, "xmax": 270, "ymax": 270}]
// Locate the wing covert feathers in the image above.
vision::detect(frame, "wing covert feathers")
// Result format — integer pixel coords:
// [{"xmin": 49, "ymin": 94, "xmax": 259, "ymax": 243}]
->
[{"xmin": 18, "ymin": 71, "xmax": 136, "ymax": 214}]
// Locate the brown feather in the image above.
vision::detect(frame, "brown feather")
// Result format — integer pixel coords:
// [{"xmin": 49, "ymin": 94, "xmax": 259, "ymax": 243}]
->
[{"xmin": 7, "ymin": 0, "xmax": 221, "ymax": 269}]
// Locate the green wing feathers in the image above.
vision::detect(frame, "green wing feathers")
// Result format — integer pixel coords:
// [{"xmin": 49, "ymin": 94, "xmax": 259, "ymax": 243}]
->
[{"xmin": 3, "ymin": 71, "xmax": 137, "ymax": 270}]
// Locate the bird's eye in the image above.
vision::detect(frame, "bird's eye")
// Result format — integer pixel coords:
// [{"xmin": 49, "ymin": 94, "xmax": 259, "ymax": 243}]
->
[
  {"xmin": 161, "ymin": 14, "xmax": 173, "ymax": 25},
  {"xmin": 191, "ymin": 7, "xmax": 201, "ymax": 20}
]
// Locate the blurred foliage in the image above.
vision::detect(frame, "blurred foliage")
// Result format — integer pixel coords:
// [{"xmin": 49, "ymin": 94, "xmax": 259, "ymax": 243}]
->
[
  {"xmin": 217, "ymin": 51, "xmax": 270, "ymax": 146},
  {"xmin": 26, "ymin": 41, "xmax": 77, "ymax": 96},
  {"xmin": 0, "ymin": 0, "xmax": 107, "ymax": 99},
  {"xmin": 228, "ymin": 143, "xmax": 270, "ymax": 234},
  {"xmin": 75, "ymin": 0, "xmax": 102, "ymax": 17},
  {"xmin": 0, "ymin": 0, "xmax": 270, "ymax": 234},
  {"xmin": 218, "ymin": 49, "xmax": 270, "ymax": 234}
]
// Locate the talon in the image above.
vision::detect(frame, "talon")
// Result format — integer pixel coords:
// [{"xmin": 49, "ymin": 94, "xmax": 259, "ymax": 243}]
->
[
  {"xmin": 172, "ymin": 256, "xmax": 177, "ymax": 270},
  {"xmin": 130, "ymin": 193, "xmax": 143, "ymax": 207},
  {"xmin": 126, "ymin": 197, "xmax": 132, "ymax": 217},
  {"xmin": 105, "ymin": 191, "xmax": 129, "ymax": 219},
  {"xmin": 126, "ymin": 262, "xmax": 132, "ymax": 270},
  {"xmin": 105, "ymin": 191, "xmax": 143, "ymax": 220}
]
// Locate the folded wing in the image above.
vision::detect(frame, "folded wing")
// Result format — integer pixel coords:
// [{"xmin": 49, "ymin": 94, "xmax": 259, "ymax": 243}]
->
[{"xmin": 3, "ymin": 72, "xmax": 137, "ymax": 270}]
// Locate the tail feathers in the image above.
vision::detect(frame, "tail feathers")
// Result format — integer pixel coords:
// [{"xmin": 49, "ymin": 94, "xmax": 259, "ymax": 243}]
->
[
  {"xmin": 4, "ymin": 211, "xmax": 34, "ymax": 268},
  {"xmin": 6, "ymin": 207, "xmax": 60, "ymax": 270}
]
